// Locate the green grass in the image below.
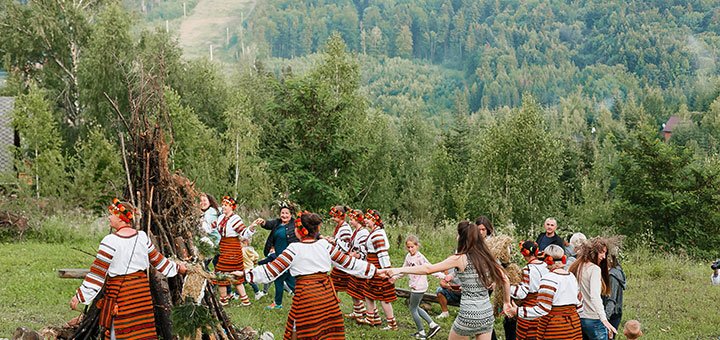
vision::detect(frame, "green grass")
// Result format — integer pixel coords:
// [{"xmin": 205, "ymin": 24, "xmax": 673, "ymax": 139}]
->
[{"xmin": 1, "ymin": 218, "xmax": 719, "ymax": 339}]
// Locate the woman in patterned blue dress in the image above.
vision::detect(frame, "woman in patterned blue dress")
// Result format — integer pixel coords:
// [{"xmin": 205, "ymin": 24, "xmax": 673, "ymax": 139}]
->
[{"xmin": 382, "ymin": 221, "xmax": 515, "ymax": 339}]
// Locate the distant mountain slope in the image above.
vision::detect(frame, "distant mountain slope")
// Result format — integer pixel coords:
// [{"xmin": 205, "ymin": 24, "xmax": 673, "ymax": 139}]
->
[{"xmin": 178, "ymin": 0, "xmax": 255, "ymax": 60}]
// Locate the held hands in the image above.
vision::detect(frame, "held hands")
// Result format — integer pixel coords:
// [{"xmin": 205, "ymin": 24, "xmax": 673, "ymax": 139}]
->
[
  {"xmin": 376, "ymin": 268, "xmax": 395, "ymax": 278},
  {"xmin": 503, "ymin": 301, "xmax": 517, "ymax": 318},
  {"xmin": 177, "ymin": 262, "xmax": 188, "ymax": 275}
]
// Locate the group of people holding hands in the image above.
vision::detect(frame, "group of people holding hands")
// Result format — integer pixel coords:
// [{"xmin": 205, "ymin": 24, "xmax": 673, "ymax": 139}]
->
[{"xmin": 70, "ymin": 195, "xmax": 643, "ymax": 340}]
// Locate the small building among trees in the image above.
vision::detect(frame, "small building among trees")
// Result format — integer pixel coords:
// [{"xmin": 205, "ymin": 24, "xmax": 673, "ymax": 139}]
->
[{"xmin": 0, "ymin": 97, "xmax": 16, "ymax": 173}]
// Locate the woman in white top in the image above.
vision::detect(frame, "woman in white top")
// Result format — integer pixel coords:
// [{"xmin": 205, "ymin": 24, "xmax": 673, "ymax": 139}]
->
[
  {"xmin": 233, "ymin": 212, "xmax": 377, "ymax": 340},
  {"xmin": 70, "ymin": 199, "xmax": 186, "ymax": 339},
  {"xmin": 199, "ymin": 193, "xmax": 220, "ymax": 245},
  {"xmin": 213, "ymin": 196, "xmax": 258, "ymax": 306},
  {"xmin": 568, "ymin": 237, "xmax": 617, "ymax": 339},
  {"xmin": 514, "ymin": 245, "xmax": 583, "ymax": 339},
  {"xmin": 511, "ymin": 240, "xmax": 549, "ymax": 340}
]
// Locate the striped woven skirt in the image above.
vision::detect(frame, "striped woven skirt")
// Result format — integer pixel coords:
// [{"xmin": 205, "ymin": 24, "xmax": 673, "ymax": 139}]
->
[
  {"xmin": 283, "ymin": 273, "xmax": 345, "ymax": 340},
  {"xmin": 346, "ymin": 273, "xmax": 367, "ymax": 300},
  {"xmin": 516, "ymin": 292, "xmax": 539, "ymax": 340},
  {"xmin": 215, "ymin": 237, "xmax": 244, "ymax": 285},
  {"xmin": 98, "ymin": 271, "xmax": 157, "ymax": 340},
  {"xmin": 364, "ymin": 253, "xmax": 396, "ymax": 302},
  {"xmin": 536, "ymin": 305, "xmax": 582, "ymax": 340},
  {"xmin": 330, "ymin": 267, "xmax": 350, "ymax": 292}
]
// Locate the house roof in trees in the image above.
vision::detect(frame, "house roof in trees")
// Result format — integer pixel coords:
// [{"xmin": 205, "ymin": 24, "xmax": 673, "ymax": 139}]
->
[
  {"xmin": 0, "ymin": 97, "xmax": 15, "ymax": 172},
  {"xmin": 663, "ymin": 115, "xmax": 681, "ymax": 133}
]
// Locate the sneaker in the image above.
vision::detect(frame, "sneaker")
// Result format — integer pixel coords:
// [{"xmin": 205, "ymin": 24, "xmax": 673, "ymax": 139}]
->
[
  {"xmin": 437, "ymin": 311, "xmax": 450, "ymax": 319},
  {"xmin": 255, "ymin": 291, "xmax": 267, "ymax": 300},
  {"xmin": 231, "ymin": 292, "xmax": 240, "ymax": 300},
  {"xmin": 427, "ymin": 324, "xmax": 441, "ymax": 338},
  {"xmin": 382, "ymin": 325, "xmax": 398, "ymax": 331},
  {"xmin": 264, "ymin": 303, "xmax": 283, "ymax": 310},
  {"xmin": 411, "ymin": 331, "xmax": 427, "ymax": 339}
]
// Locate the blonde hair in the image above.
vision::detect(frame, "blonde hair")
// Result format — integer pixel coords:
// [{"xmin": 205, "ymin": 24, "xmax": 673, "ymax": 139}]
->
[
  {"xmin": 569, "ymin": 232, "xmax": 587, "ymax": 248},
  {"xmin": 623, "ymin": 320, "xmax": 642, "ymax": 339},
  {"xmin": 544, "ymin": 245, "xmax": 565, "ymax": 270},
  {"xmin": 405, "ymin": 234, "xmax": 420, "ymax": 246}
]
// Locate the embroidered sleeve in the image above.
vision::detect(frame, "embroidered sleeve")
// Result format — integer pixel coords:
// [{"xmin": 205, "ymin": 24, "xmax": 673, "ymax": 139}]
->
[
  {"xmin": 335, "ymin": 225, "xmax": 352, "ymax": 252},
  {"xmin": 330, "ymin": 244, "xmax": 376, "ymax": 278},
  {"xmin": 355, "ymin": 233, "xmax": 369, "ymax": 260},
  {"xmin": 76, "ymin": 241, "xmax": 116, "ymax": 304},
  {"xmin": 371, "ymin": 233, "xmax": 391, "ymax": 268},
  {"xmin": 518, "ymin": 276, "xmax": 557, "ymax": 319},
  {"xmin": 230, "ymin": 216, "xmax": 247, "ymax": 234},
  {"xmin": 511, "ymin": 265, "xmax": 531, "ymax": 299},
  {"xmin": 247, "ymin": 247, "xmax": 295, "ymax": 284},
  {"xmin": 148, "ymin": 238, "xmax": 178, "ymax": 277}
]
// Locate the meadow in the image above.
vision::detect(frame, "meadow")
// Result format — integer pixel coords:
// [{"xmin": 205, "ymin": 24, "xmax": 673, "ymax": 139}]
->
[{"xmin": 1, "ymin": 211, "xmax": 719, "ymax": 339}]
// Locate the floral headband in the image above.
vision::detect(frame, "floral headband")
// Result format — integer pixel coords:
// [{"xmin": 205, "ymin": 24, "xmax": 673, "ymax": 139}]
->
[
  {"xmin": 295, "ymin": 211, "xmax": 310, "ymax": 237},
  {"xmin": 329, "ymin": 206, "xmax": 346, "ymax": 219},
  {"xmin": 364, "ymin": 209, "xmax": 383, "ymax": 227},
  {"xmin": 545, "ymin": 254, "xmax": 567, "ymax": 266},
  {"xmin": 348, "ymin": 210, "xmax": 364, "ymax": 222},
  {"xmin": 222, "ymin": 196, "xmax": 237, "ymax": 209},
  {"xmin": 520, "ymin": 241, "xmax": 539, "ymax": 257},
  {"xmin": 109, "ymin": 198, "xmax": 133, "ymax": 223}
]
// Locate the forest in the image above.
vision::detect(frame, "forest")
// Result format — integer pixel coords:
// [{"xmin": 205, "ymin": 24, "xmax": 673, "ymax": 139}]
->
[{"xmin": 1, "ymin": 0, "xmax": 720, "ymax": 257}]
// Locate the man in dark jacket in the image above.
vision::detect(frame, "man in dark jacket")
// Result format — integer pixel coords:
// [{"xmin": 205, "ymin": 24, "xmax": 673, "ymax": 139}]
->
[
  {"xmin": 535, "ymin": 217, "xmax": 564, "ymax": 251},
  {"xmin": 603, "ymin": 254, "xmax": 626, "ymax": 339}
]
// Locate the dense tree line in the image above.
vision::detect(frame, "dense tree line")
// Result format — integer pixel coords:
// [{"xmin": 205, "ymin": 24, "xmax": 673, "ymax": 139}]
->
[
  {"xmin": 245, "ymin": 0, "xmax": 720, "ymax": 113},
  {"xmin": 1, "ymin": 1, "xmax": 720, "ymax": 256}
]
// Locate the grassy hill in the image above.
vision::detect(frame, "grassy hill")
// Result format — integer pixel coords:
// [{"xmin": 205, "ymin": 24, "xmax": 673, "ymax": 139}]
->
[{"xmin": 177, "ymin": 0, "xmax": 255, "ymax": 61}]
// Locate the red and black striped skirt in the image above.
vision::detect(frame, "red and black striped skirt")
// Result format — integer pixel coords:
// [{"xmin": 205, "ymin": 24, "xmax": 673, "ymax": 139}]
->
[
  {"xmin": 346, "ymin": 274, "xmax": 366, "ymax": 300},
  {"xmin": 98, "ymin": 271, "xmax": 157, "ymax": 340},
  {"xmin": 537, "ymin": 304, "xmax": 582, "ymax": 340},
  {"xmin": 330, "ymin": 267, "xmax": 350, "ymax": 292},
  {"xmin": 283, "ymin": 273, "xmax": 345, "ymax": 340},
  {"xmin": 363, "ymin": 253, "xmax": 396, "ymax": 302},
  {"xmin": 215, "ymin": 237, "xmax": 245, "ymax": 285},
  {"xmin": 517, "ymin": 292, "xmax": 539, "ymax": 340}
]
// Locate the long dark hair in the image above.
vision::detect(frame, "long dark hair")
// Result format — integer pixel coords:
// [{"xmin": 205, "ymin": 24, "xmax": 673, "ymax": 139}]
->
[
  {"xmin": 202, "ymin": 193, "xmax": 219, "ymax": 212},
  {"xmin": 300, "ymin": 213, "xmax": 323, "ymax": 238},
  {"xmin": 475, "ymin": 215, "xmax": 494, "ymax": 237},
  {"xmin": 568, "ymin": 237, "xmax": 611, "ymax": 295},
  {"xmin": 456, "ymin": 221, "xmax": 504, "ymax": 287}
]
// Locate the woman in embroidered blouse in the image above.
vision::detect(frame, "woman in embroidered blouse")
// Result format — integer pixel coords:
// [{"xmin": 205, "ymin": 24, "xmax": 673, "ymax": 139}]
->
[
  {"xmin": 233, "ymin": 212, "xmax": 377, "ymax": 340},
  {"xmin": 70, "ymin": 199, "xmax": 186, "ymax": 339}
]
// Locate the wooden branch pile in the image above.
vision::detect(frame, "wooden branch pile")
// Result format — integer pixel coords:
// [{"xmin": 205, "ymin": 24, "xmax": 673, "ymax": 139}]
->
[{"xmin": 66, "ymin": 64, "xmax": 245, "ymax": 340}]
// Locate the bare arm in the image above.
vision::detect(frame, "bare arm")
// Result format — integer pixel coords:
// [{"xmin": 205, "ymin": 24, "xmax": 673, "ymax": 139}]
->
[{"xmin": 390, "ymin": 254, "xmax": 464, "ymax": 276}]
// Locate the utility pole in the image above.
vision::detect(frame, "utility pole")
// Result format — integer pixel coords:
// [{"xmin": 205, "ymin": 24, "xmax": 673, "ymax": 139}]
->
[{"xmin": 210, "ymin": 45, "xmax": 213, "ymax": 61}]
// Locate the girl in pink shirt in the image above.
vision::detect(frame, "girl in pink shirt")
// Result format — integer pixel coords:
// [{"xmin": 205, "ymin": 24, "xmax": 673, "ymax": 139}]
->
[{"xmin": 391, "ymin": 235, "xmax": 444, "ymax": 339}]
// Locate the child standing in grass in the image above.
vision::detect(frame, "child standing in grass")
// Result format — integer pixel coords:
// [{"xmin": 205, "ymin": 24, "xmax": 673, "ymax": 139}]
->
[
  {"xmin": 241, "ymin": 236, "xmax": 265, "ymax": 300},
  {"xmin": 390, "ymin": 235, "xmax": 443, "ymax": 339}
]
